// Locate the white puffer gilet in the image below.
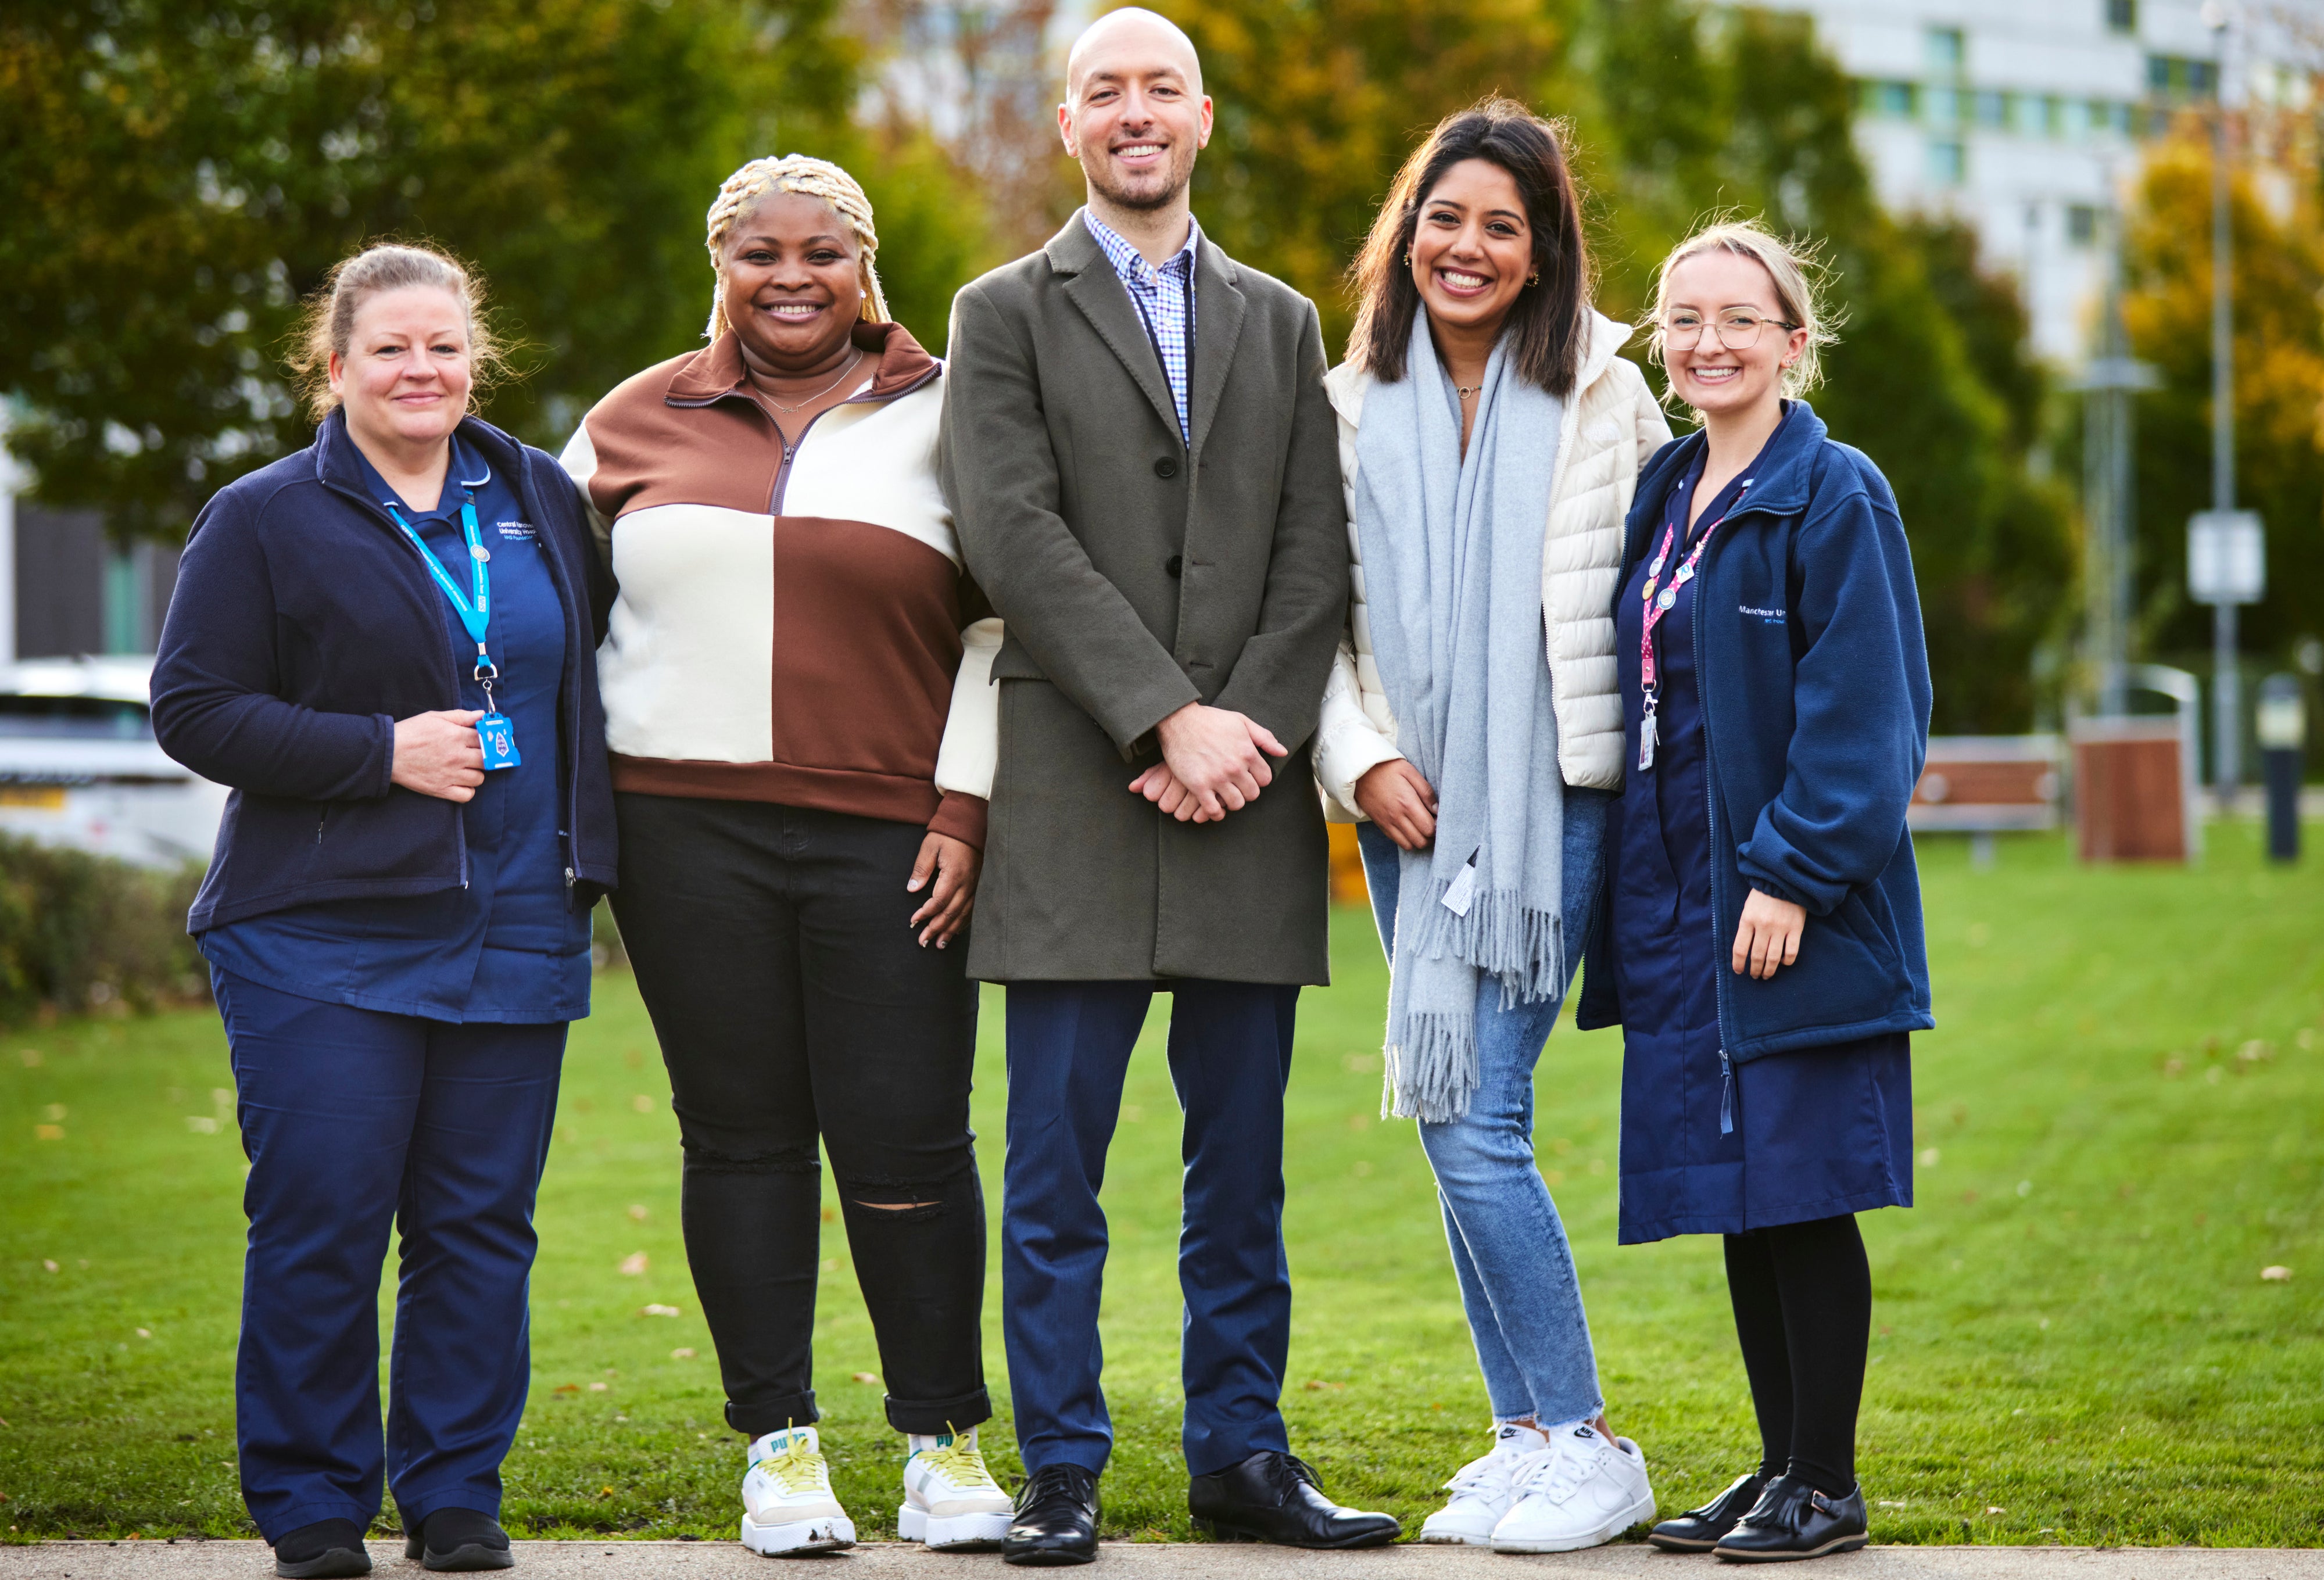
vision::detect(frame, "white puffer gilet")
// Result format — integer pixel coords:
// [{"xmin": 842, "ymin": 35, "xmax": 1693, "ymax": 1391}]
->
[{"xmin": 1314, "ymin": 310, "xmax": 1673, "ymax": 818}]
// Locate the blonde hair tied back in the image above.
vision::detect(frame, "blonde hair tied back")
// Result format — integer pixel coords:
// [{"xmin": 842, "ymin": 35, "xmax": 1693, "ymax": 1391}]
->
[
  {"xmin": 704, "ymin": 155, "xmax": 889, "ymax": 339},
  {"xmin": 286, "ymin": 242, "xmax": 504, "ymax": 424},
  {"xmin": 1641, "ymin": 216, "xmax": 1842, "ymax": 411}
]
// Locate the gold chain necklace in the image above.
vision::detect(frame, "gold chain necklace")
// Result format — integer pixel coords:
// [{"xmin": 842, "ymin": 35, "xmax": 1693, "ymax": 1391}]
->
[{"xmin": 758, "ymin": 348, "xmax": 864, "ymax": 414}]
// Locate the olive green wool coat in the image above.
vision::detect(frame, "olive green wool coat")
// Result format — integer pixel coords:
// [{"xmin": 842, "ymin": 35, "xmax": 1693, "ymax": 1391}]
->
[{"xmin": 938, "ymin": 214, "xmax": 1349, "ymax": 986}]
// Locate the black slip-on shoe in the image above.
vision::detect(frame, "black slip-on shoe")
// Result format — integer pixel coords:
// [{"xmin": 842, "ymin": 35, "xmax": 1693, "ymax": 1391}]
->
[
  {"xmin": 405, "ymin": 1507, "xmax": 516, "ymax": 1571},
  {"xmin": 1713, "ymin": 1477, "xmax": 1868, "ymax": 1563},
  {"xmin": 1187, "ymin": 1451, "xmax": 1401, "ymax": 1550},
  {"xmin": 1649, "ymin": 1471, "xmax": 1768, "ymax": 1552},
  {"xmin": 1003, "ymin": 1464, "xmax": 1100, "ymax": 1566},
  {"xmin": 273, "ymin": 1518, "xmax": 372, "ymax": 1578}
]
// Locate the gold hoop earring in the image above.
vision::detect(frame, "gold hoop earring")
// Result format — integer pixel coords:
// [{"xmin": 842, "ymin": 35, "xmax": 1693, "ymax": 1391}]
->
[
  {"xmin": 1527, "ymin": 271, "xmax": 1540, "ymax": 287},
  {"xmin": 1404, "ymin": 250, "xmax": 1413, "ymax": 267}
]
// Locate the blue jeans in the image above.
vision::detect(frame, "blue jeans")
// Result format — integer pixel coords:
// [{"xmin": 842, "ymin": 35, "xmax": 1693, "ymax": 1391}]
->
[
  {"xmin": 213, "ymin": 968, "xmax": 566, "ymax": 1541},
  {"xmin": 1000, "ymin": 978, "xmax": 1298, "ymax": 1478},
  {"xmin": 1356, "ymin": 791, "xmax": 1612, "ymax": 1424}
]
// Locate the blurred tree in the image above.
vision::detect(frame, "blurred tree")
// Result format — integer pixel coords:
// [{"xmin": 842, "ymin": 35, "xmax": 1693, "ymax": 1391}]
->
[
  {"xmin": 2122, "ymin": 127, "xmax": 2324, "ymax": 665},
  {"xmin": 1161, "ymin": 0, "xmax": 2074, "ymax": 732},
  {"xmin": 0, "ymin": 0, "xmax": 984, "ymax": 540}
]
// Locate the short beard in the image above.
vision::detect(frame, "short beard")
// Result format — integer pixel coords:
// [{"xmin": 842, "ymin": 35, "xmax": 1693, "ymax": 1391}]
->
[{"xmin": 1083, "ymin": 145, "xmax": 1197, "ymax": 213}]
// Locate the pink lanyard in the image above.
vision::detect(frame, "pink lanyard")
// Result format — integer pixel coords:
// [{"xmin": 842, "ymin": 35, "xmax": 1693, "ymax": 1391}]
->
[{"xmin": 1637, "ymin": 479, "xmax": 1749, "ymax": 771}]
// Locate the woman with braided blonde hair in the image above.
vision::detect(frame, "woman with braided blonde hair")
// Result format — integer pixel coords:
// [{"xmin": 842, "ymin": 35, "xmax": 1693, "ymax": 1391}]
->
[{"xmin": 561, "ymin": 155, "xmax": 1011, "ymax": 1556}]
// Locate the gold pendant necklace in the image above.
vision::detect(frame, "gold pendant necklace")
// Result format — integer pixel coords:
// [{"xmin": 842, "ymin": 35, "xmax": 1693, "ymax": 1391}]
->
[{"xmin": 760, "ymin": 348, "xmax": 864, "ymax": 414}]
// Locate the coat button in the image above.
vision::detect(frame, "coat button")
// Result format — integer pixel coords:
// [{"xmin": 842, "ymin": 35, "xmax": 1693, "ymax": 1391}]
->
[
  {"xmin": 1154, "ymin": 456, "xmax": 1179, "ymax": 478},
  {"xmin": 1165, "ymin": 554, "xmax": 1184, "ymax": 578}
]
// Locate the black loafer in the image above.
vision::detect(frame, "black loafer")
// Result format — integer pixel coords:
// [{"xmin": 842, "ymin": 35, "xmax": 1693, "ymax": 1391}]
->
[
  {"xmin": 1649, "ymin": 1471, "xmax": 1767, "ymax": 1552},
  {"xmin": 404, "ymin": 1507, "xmax": 515, "ymax": 1572},
  {"xmin": 1713, "ymin": 1477, "xmax": 1868, "ymax": 1563},
  {"xmin": 1004, "ymin": 1463, "xmax": 1100, "ymax": 1566},
  {"xmin": 273, "ymin": 1518, "xmax": 372, "ymax": 1578},
  {"xmin": 1188, "ymin": 1450, "xmax": 1400, "ymax": 1549}
]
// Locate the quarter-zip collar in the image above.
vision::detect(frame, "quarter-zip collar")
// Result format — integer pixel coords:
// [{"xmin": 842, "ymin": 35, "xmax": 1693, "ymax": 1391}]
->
[{"xmin": 662, "ymin": 321, "xmax": 940, "ymax": 409}]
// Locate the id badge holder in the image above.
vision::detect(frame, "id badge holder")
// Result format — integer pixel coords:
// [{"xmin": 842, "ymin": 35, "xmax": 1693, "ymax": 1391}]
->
[{"xmin": 477, "ymin": 711, "xmax": 521, "ymax": 769}]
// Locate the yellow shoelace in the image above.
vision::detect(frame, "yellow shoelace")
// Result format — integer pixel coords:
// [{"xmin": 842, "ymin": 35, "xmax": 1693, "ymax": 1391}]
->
[
  {"xmin": 917, "ymin": 1436, "xmax": 997, "ymax": 1490},
  {"xmin": 753, "ymin": 1433, "xmax": 829, "ymax": 1495}
]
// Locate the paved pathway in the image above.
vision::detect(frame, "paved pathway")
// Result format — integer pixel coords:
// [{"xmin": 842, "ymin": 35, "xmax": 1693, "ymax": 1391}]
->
[{"xmin": 4, "ymin": 1544, "xmax": 2319, "ymax": 1579}]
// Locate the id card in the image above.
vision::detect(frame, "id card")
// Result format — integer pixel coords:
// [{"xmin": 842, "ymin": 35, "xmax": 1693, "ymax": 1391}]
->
[{"xmin": 477, "ymin": 711, "xmax": 521, "ymax": 770}]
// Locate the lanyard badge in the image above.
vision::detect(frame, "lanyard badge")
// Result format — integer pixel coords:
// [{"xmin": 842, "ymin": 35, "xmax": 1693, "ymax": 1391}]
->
[
  {"xmin": 387, "ymin": 494, "xmax": 522, "ymax": 771},
  {"xmin": 1637, "ymin": 479, "xmax": 1747, "ymax": 772}
]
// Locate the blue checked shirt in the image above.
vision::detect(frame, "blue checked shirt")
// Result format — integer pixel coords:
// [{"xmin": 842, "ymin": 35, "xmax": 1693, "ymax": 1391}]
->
[{"xmin": 1083, "ymin": 209, "xmax": 1199, "ymax": 441}]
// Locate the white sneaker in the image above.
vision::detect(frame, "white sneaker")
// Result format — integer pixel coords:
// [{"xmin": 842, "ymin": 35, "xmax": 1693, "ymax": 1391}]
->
[
  {"xmin": 739, "ymin": 1425, "xmax": 857, "ymax": 1556},
  {"xmin": 898, "ymin": 1428, "xmax": 1014, "ymax": 1550},
  {"xmin": 1418, "ymin": 1421, "xmax": 1552, "ymax": 1544},
  {"xmin": 1489, "ymin": 1421, "xmax": 1657, "ymax": 1553}
]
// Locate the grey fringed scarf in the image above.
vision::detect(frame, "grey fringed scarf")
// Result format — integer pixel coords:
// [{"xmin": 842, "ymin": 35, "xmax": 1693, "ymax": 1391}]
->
[{"xmin": 1352, "ymin": 309, "xmax": 1565, "ymax": 1122}]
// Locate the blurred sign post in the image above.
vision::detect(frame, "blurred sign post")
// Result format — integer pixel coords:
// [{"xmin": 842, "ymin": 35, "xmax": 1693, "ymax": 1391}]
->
[
  {"xmin": 2188, "ymin": 508, "xmax": 2264, "ymax": 806},
  {"xmin": 2257, "ymin": 672, "xmax": 2304, "ymax": 864}
]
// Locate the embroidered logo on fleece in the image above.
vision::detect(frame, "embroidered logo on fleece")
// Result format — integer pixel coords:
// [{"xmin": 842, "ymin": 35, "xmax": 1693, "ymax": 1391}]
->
[{"xmin": 1738, "ymin": 604, "xmax": 1786, "ymax": 623}]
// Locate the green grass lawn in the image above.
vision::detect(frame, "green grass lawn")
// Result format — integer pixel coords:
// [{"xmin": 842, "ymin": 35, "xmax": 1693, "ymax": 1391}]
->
[{"xmin": 3, "ymin": 823, "xmax": 2321, "ymax": 1547}]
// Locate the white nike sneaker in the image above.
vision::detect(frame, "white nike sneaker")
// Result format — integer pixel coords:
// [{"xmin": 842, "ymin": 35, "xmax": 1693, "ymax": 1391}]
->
[
  {"xmin": 1418, "ymin": 1421, "xmax": 1552, "ymax": 1544},
  {"xmin": 1489, "ymin": 1421, "xmax": 1657, "ymax": 1553},
  {"xmin": 739, "ymin": 1425, "xmax": 857, "ymax": 1556},
  {"xmin": 897, "ymin": 1428, "xmax": 1014, "ymax": 1550}
]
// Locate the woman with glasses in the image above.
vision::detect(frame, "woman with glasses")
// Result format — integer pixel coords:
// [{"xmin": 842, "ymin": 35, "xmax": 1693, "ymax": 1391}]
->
[
  {"xmin": 1313, "ymin": 99, "xmax": 1672, "ymax": 1553},
  {"xmin": 1576, "ymin": 217, "xmax": 1932, "ymax": 1563}
]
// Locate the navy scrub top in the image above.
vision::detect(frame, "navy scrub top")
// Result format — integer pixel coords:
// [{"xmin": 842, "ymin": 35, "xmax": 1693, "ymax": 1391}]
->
[{"xmin": 198, "ymin": 435, "xmax": 592, "ymax": 1024}]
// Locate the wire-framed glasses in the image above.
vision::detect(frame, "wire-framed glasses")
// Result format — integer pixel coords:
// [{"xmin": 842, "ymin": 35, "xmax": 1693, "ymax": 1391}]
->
[{"xmin": 1660, "ymin": 309, "xmax": 1797, "ymax": 349}]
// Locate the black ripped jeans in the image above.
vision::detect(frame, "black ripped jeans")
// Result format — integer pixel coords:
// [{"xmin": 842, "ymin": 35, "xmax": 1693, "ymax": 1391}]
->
[{"xmin": 612, "ymin": 793, "xmax": 990, "ymax": 1438}]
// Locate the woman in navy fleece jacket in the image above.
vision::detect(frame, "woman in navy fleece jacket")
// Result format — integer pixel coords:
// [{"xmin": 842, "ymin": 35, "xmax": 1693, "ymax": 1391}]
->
[
  {"xmin": 151, "ymin": 243, "xmax": 613, "ymax": 1579},
  {"xmin": 1578, "ymin": 220, "xmax": 1932, "ymax": 1564}
]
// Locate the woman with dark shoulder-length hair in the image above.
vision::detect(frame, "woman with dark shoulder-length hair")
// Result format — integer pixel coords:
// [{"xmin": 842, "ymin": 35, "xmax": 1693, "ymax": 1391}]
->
[
  {"xmin": 1313, "ymin": 98, "xmax": 1671, "ymax": 1553},
  {"xmin": 558, "ymin": 155, "xmax": 1010, "ymax": 1558},
  {"xmin": 1584, "ymin": 218, "xmax": 1932, "ymax": 1562},
  {"xmin": 151, "ymin": 242, "xmax": 618, "ymax": 1578}
]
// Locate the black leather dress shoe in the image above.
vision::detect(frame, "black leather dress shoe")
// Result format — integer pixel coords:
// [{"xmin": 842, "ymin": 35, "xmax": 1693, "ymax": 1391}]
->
[
  {"xmin": 1187, "ymin": 1451, "xmax": 1401, "ymax": 1549},
  {"xmin": 1713, "ymin": 1477, "xmax": 1868, "ymax": 1563},
  {"xmin": 273, "ymin": 1518, "xmax": 372, "ymax": 1579},
  {"xmin": 1004, "ymin": 1463, "xmax": 1100, "ymax": 1566},
  {"xmin": 404, "ymin": 1508, "xmax": 515, "ymax": 1571},
  {"xmin": 1648, "ymin": 1471, "xmax": 1767, "ymax": 1552}
]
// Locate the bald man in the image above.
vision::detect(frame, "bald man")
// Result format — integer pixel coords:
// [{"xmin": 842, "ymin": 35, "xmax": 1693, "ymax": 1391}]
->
[{"xmin": 937, "ymin": 7, "xmax": 1398, "ymax": 1565}]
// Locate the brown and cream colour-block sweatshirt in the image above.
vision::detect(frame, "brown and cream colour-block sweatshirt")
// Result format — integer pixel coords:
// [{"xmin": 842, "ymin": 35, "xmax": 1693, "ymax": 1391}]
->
[{"xmin": 560, "ymin": 323, "xmax": 998, "ymax": 846}]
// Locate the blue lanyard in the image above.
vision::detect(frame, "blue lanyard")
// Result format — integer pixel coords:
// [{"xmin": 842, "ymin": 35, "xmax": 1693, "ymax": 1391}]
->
[{"xmin": 385, "ymin": 493, "xmax": 501, "ymax": 705}]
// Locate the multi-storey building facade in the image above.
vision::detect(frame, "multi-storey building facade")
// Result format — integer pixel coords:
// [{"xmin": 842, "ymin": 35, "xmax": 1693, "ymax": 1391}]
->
[{"xmin": 1754, "ymin": 0, "xmax": 2317, "ymax": 364}]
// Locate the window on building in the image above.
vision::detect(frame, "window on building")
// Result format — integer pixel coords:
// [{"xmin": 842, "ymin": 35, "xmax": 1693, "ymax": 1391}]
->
[
  {"xmin": 2012, "ymin": 94, "xmax": 2048, "ymax": 135},
  {"xmin": 2067, "ymin": 204, "xmax": 2100, "ymax": 246},
  {"xmin": 1974, "ymin": 89, "xmax": 2009, "ymax": 128},
  {"xmin": 1862, "ymin": 79, "xmax": 1917, "ymax": 118},
  {"xmin": 102, "ymin": 549, "xmax": 142, "ymax": 655},
  {"xmin": 1926, "ymin": 86, "xmax": 1963, "ymax": 125},
  {"xmin": 1928, "ymin": 138, "xmax": 1967, "ymax": 185},
  {"xmin": 2148, "ymin": 54, "xmax": 2221, "ymax": 101},
  {"xmin": 1926, "ymin": 25, "xmax": 1966, "ymax": 76},
  {"xmin": 2105, "ymin": 0, "xmax": 2136, "ymax": 34}
]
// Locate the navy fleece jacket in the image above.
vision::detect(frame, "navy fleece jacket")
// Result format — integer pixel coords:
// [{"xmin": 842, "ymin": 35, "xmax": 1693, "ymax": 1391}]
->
[
  {"xmin": 1577, "ymin": 401, "xmax": 1936, "ymax": 1060},
  {"xmin": 152, "ymin": 410, "xmax": 617, "ymax": 933}
]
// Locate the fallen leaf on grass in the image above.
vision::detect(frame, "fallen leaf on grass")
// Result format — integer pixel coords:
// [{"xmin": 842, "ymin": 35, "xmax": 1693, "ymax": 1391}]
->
[
  {"xmin": 589, "ymin": 1382, "xmax": 609, "ymax": 1393},
  {"xmin": 17, "ymin": 1049, "xmax": 41, "ymax": 1066},
  {"xmin": 34, "ymin": 1125, "xmax": 62, "ymax": 1141},
  {"xmin": 2261, "ymin": 1266, "xmax": 2293, "ymax": 1282},
  {"xmin": 627, "ymin": 1205, "xmax": 649, "ymax": 1221},
  {"xmin": 185, "ymin": 1116, "xmax": 219, "ymax": 1134},
  {"xmin": 630, "ymin": 1095, "xmax": 654, "ymax": 1113},
  {"xmin": 853, "ymin": 1372, "xmax": 880, "ymax": 1384},
  {"xmin": 618, "ymin": 1252, "xmax": 649, "ymax": 1276},
  {"xmin": 42, "ymin": 1260, "xmax": 58, "ymax": 1273},
  {"xmin": 554, "ymin": 1384, "xmax": 580, "ymax": 1394},
  {"xmin": 671, "ymin": 1348, "xmax": 697, "ymax": 1360},
  {"xmin": 135, "ymin": 1328, "xmax": 151, "ymax": 1338},
  {"xmin": 640, "ymin": 1303, "xmax": 681, "ymax": 1317},
  {"xmin": 1986, "ymin": 1506, "xmax": 2005, "ymax": 1515}
]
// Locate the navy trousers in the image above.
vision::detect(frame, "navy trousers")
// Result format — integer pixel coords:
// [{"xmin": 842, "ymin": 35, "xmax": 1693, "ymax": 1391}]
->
[
  {"xmin": 1001, "ymin": 979, "xmax": 1298, "ymax": 1479},
  {"xmin": 214, "ymin": 968, "xmax": 566, "ymax": 1541}
]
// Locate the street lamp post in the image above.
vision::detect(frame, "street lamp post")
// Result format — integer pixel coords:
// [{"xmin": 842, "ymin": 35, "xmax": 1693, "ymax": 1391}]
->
[{"xmin": 2204, "ymin": 2, "xmax": 2245, "ymax": 808}]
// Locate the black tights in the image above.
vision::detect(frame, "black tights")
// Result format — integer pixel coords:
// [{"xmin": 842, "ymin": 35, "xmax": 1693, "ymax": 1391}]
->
[{"xmin": 1722, "ymin": 1213, "xmax": 1871, "ymax": 1497}]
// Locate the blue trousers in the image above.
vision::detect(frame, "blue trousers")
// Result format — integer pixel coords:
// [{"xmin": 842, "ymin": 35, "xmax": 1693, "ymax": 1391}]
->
[
  {"xmin": 213, "ymin": 968, "xmax": 566, "ymax": 1541},
  {"xmin": 1357, "ymin": 793, "xmax": 1611, "ymax": 1425},
  {"xmin": 1001, "ymin": 979, "xmax": 1298, "ymax": 1478}
]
